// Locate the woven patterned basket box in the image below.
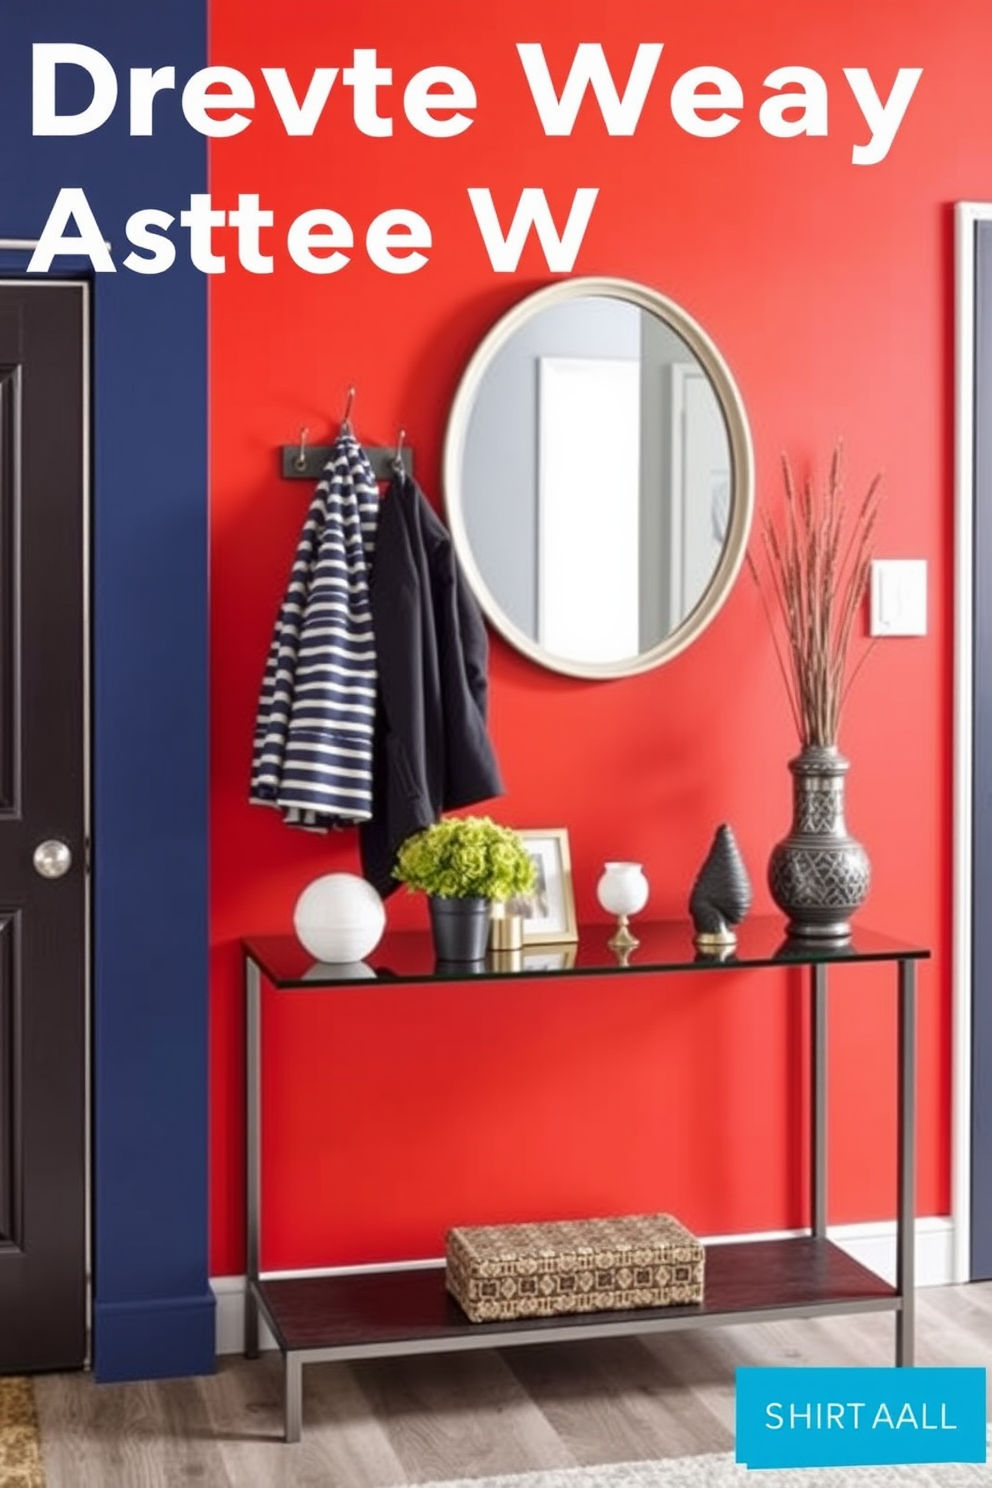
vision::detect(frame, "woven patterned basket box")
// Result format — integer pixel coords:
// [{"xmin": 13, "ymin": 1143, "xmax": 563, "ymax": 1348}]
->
[{"xmin": 445, "ymin": 1213, "xmax": 705, "ymax": 1323}]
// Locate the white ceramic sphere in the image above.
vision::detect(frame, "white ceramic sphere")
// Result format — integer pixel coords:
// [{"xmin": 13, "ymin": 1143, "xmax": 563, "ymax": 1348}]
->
[
  {"xmin": 293, "ymin": 873, "xmax": 386, "ymax": 963},
  {"xmin": 596, "ymin": 861, "xmax": 649, "ymax": 917}
]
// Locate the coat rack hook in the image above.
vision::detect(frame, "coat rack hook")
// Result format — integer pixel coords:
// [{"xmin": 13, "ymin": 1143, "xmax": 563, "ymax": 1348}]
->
[
  {"xmin": 293, "ymin": 425, "xmax": 310, "ymax": 473},
  {"xmin": 392, "ymin": 428, "xmax": 406, "ymax": 472},
  {"xmin": 341, "ymin": 385, "xmax": 356, "ymax": 434}
]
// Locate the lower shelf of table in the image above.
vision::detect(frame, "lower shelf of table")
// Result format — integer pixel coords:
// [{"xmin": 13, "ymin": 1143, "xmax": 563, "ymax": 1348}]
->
[{"xmin": 249, "ymin": 1236, "xmax": 900, "ymax": 1361}]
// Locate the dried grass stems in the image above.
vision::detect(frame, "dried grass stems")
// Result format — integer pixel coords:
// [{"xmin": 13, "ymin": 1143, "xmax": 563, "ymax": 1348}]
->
[{"xmin": 748, "ymin": 443, "xmax": 881, "ymax": 749}]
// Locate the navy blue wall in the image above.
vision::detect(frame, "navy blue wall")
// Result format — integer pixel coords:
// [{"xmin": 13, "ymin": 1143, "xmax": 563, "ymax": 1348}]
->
[{"xmin": 0, "ymin": 0, "xmax": 212, "ymax": 1377}]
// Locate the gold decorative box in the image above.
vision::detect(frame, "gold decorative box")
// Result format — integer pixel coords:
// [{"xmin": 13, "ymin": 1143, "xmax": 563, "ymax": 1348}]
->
[{"xmin": 445, "ymin": 1213, "xmax": 705, "ymax": 1323}]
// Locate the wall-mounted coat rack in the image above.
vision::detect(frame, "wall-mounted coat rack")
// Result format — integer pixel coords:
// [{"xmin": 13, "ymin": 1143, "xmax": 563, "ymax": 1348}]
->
[
  {"xmin": 282, "ymin": 391, "xmax": 414, "ymax": 482},
  {"xmin": 280, "ymin": 443, "xmax": 414, "ymax": 482}
]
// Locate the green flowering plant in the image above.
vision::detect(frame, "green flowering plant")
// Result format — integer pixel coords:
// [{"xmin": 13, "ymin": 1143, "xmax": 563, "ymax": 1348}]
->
[{"xmin": 393, "ymin": 816, "xmax": 537, "ymax": 902}]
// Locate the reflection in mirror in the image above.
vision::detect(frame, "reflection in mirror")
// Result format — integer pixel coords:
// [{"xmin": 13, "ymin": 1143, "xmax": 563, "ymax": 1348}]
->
[{"xmin": 443, "ymin": 278, "xmax": 754, "ymax": 680}]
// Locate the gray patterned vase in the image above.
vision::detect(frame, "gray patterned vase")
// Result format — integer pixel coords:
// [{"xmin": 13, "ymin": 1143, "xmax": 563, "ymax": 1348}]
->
[{"xmin": 768, "ymin": 746, "xmax": 870, "ymax": 941}]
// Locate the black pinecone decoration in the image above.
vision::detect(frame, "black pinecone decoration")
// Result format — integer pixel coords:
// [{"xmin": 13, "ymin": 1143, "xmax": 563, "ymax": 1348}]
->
[{"xmin": 689, "ymin": 823, "xmax": 752, "ymax": 941}]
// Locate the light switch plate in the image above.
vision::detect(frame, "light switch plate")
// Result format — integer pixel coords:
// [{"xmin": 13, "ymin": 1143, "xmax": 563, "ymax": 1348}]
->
[{"xmin": 869, "ymin": 559, "xmax": 927, "ymax": 637}]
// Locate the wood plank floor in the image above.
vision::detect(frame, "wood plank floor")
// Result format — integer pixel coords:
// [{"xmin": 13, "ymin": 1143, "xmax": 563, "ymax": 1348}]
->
[{"xmin": 33, "ymin": 1282, "xmax": 992, "ymax": 1487}]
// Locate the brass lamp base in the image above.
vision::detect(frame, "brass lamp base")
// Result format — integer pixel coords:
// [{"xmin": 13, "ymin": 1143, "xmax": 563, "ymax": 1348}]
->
[{"xmin": 607, "ymin": 914, "xmax": 640, "ymax": 954}]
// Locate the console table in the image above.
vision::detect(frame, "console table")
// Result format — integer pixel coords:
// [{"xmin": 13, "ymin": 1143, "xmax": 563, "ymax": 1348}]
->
[{"xmin": 243, "ymin": 918, "xmax": 928, "ymax": 1443}]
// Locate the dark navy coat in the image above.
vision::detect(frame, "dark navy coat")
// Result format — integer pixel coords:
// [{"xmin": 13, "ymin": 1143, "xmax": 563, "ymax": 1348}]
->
[{"xmin": 361, "ymin": 470, "xmax": 504, "ymax": 896}]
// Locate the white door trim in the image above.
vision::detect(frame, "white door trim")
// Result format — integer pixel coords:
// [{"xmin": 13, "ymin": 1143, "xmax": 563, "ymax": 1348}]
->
[{"xmin": 952, "ymin": 202, "xmax": 992, "ymax": 1283}]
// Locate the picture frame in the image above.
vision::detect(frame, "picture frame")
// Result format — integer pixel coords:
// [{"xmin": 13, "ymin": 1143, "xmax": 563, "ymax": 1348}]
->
[
  {"xmin": 507, "ymin": 828, "xmax": 579, "ymax": 944},
  {"xmin": 520, "ymin": 944, "xmax": 579, "ymax": 973}
]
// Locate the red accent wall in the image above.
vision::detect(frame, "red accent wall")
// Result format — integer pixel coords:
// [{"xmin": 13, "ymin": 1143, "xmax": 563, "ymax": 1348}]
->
[{"xmin": 209, "ymin": 0, "xmax": 992, "ymax": 1274}]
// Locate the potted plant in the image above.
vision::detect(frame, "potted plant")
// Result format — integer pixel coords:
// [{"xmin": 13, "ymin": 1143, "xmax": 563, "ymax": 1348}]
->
[
  {"xmin": 394, "ymin": 815, "xmax": 537, "ymax": 961},
  {"xmin": 748, "ymin": 441, "xmax": 881, "ymax": 940}
]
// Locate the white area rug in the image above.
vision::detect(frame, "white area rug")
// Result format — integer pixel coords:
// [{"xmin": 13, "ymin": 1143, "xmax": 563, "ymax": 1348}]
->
[{"xmin": 411, "ymin": 1437, "xmax": 991, "ymax": 1488}]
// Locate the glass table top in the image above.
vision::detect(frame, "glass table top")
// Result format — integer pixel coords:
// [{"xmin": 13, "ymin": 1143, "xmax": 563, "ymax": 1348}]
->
[{"xmin": 243, "ymin": 915, "xmax": 929, "ymax": 990}]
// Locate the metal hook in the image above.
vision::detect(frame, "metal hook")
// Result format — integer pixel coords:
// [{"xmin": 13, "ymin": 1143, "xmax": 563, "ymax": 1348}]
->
[
  {"xmin": 292, "ymin": 425, "xmax": 310, "ymax": 473},
  {"xmin": 341, "ymin": 385, "xmax": 355, "ymax": 434},
  {"xmin": 392, "ymin": 428, "xmax": 407, "ymax": 473}
]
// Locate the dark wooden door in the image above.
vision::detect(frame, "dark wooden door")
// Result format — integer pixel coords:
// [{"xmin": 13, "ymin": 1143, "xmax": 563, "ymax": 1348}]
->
[{"xmin": 0, "ymin": 281, "xmax": 87, "ymax": 1370}]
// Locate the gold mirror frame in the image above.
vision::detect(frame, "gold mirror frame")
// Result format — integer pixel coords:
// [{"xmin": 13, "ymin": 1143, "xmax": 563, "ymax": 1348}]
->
[{"xmin": 442, "ymin": 276, "xmax": 755, "ymax": 680}]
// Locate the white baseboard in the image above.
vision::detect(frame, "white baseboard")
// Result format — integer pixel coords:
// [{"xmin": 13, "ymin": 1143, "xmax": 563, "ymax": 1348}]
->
[
  {"xmin": 827, "ymin": 1215, "xmax": 954, "ymax": 1288},
  {"xmin": 212, "ymin": 1217, "xmax": 955, "ymax": 1357},
  {"xmin": 211, "ymin": 1257, "xmax": 439, "ymax": 1357},
  {"xmin": 213, "ymin": 1273, "xmax": 276, "ymax": 1356}
]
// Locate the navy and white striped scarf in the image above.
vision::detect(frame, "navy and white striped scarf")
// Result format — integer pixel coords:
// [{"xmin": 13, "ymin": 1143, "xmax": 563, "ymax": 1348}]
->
[{"xmin": 250, "ymin": 432, "xmax": 379, "ymax": 828}]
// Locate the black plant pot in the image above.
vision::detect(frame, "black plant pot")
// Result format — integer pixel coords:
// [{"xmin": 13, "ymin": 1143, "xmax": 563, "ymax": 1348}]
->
[{"xmin": 429, "ymin": 895, "xmax": 491, "ymax": 962}]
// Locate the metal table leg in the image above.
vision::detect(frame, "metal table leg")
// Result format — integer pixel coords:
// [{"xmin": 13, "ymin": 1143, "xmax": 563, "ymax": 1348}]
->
[
  {"xmin": 285, "ymin": 1353, "xmax": 303, "ymax": 1444},
  {"xmin": 811, "ymin": 963, "xmax": 828, "ymax": 1238},
  {"xmin": 245, "ymin": 955, "xmax": 261, "ymax": 1361},
  {"xmin": 895, "ymin": 957, "xmax": 917, "ymax": 1365}
]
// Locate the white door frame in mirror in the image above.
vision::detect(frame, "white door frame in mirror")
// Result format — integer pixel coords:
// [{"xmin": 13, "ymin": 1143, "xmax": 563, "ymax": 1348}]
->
[
  {"xmin": 442, "ymin": 276, "xmax": 755, "ymax": 680},
  {"xmin": 537, "ymin": 354, "xmax": 641, "ymax": 661}
]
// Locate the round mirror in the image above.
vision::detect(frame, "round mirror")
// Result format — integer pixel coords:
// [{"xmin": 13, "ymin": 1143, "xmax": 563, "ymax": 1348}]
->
[{"xmin": 443, "ymin": 277, "xmax": 754, "ymax": 679}]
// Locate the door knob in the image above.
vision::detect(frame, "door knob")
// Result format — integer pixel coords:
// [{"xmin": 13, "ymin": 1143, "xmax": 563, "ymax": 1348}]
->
[{"xmin": 33, "ymin": 839, "xmax": 72, "ymax": 879}]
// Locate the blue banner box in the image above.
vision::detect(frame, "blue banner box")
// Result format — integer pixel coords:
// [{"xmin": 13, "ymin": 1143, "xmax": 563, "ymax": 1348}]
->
[{"xmin": 736, "ymin": 1367, "xmax": 987, "ymax": 1469}]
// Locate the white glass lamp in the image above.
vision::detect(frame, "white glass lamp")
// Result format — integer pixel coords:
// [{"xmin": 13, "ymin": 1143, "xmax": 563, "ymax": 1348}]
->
[
  {"xmin": 596, "ymin": 861, "xmax": 649, "ymax": 955},
  {"xmin": 293, "ymin": 873, "xmax": 386, "ymax": 964}
]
